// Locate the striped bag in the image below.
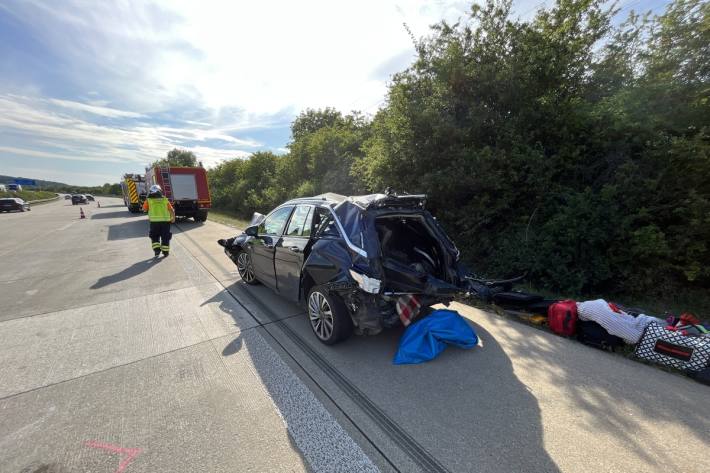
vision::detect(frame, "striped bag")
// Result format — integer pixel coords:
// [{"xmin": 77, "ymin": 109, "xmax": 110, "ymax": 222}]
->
[{"xmin": 634, "ymin": 323, "xmax": 710, "ymax": 372}]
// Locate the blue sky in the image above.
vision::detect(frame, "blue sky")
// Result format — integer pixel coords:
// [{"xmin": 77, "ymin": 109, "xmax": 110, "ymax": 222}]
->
[{"xmin": 0, "ymin": 0, "xmax": 670, "ymax": 185}]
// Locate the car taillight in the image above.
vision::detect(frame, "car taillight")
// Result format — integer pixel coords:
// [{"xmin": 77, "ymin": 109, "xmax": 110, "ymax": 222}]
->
[{"xmin": 349, "ymin": 270, "xmax": 381, "ymax": 294}]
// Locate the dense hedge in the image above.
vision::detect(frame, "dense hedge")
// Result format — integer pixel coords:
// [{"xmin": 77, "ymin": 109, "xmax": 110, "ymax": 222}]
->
[{"xmin": 209, "ymin": 0, "xmax": 709, "ymax": 301}]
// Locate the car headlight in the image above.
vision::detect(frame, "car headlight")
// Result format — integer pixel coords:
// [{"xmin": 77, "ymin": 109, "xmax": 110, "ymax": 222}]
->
[{"xmin": 349, "ymin": 269, "xmax": 381, "ymax": 294}]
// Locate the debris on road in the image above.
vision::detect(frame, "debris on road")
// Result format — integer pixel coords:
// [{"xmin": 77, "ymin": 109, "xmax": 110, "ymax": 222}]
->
[{"xmin": 393, "ymin": 309, "xmax": 478, "ymax": 365}]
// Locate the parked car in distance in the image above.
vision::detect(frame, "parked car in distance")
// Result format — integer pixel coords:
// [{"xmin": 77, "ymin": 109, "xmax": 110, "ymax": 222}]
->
[
  {"xmin": 64, "ymin": 194, "xmax": 71, "ymax": 199},
  {"xmin": 71, "ymin": 194, "xmax": 88, "ymax": 205},
  {"xmin": 0, "ymin": 197, "xmax": 31, "ymax": 212},
  {"xmin": 218, "ymin": 191, "xmax": 481, "ymax": 345},
  {"xmin": 85, "ymin": 194, "xmax": 95, "ymax": 201}
]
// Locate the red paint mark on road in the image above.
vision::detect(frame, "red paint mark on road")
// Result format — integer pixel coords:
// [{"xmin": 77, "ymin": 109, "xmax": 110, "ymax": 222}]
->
[{"xmin": 84, "ymin": 440, "xmax": 142, "ymax": 473}]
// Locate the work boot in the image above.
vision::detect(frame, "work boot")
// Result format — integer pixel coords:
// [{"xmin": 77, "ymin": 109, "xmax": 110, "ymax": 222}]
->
[
  {"xmin": 154, "ymin": 249, "xmax": 161, "ymax": 257},
  {"xmin": 162, "ymin": 251, "xmax": 169, "ymax": 257}
]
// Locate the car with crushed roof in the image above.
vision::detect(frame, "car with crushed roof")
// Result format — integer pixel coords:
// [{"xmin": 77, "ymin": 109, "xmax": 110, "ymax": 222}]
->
[{"xmin": 218, "ymin": 191, "xmax": 488, "ymax": 344}]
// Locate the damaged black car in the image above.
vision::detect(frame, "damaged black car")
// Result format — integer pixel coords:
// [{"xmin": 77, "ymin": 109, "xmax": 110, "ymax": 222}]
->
[{"xmin": 218, "ymin": 191, "xmax": 484, "ymax": 344}]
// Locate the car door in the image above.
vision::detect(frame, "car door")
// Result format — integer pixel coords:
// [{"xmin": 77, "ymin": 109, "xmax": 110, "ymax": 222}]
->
[
  {"xmin": 249, "ymin": 206, "xmax": 293, "ymax": 289},
  {"xmin": 274, "ymin": 204, "xmax": 314, "ymax": 301}
]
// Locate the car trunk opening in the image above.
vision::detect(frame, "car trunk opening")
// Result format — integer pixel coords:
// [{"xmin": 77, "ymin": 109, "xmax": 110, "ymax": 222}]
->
[{"xmin": 375, "ymin": 214, "xmax": 459, "ymax": 295}]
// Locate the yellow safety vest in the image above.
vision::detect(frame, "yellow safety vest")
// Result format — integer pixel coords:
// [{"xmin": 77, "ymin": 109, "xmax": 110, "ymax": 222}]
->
[{"xmin": 147, "ymin": 197, "xmax": 171, "ymax": 222}]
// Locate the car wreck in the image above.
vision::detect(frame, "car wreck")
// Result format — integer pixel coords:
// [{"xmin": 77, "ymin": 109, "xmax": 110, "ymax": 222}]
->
[{"xmin": 218, "ymin": 191, "xmax": 492, "ymax": 344}]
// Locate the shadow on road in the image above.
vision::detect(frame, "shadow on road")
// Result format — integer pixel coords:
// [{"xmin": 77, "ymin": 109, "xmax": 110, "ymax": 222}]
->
[
  {"xmin": 107, "ymin": 220, "xmax": 148, "ymax": 240},
  {"xmin": 208, "ymin": 281, "xmax": 561, "ymax": 472},
  {"xmin": 90, "ymin": 258, "xmax": 161, "ymax": 289},
  {"xmin": 91, "ymin": 210, "xmax": 141, "ymax": 219}
]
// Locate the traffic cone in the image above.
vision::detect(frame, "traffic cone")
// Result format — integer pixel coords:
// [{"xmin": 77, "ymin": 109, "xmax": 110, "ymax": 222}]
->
[{"xmin": 80, "ymin": 207, "xmax": 85, "ymax": 219}]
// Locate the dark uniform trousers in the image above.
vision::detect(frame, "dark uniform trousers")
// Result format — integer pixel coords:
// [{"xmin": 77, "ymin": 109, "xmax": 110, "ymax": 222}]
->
[{"xmin": 149, "ymin": 221, "xmax": 172, "ymax": 253}]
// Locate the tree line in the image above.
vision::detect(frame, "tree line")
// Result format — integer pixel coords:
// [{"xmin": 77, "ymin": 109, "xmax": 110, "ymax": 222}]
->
[{"xmin": 208, "ymin": 0, "xmax": 709, "ymax": 302}]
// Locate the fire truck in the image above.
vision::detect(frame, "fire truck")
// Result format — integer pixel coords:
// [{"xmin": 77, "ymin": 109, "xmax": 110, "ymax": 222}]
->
[
  {"xmin": 145, "ymin": 166, "xmax": 211, "ymax": 221},
  {"xmin": 121, "ymin": 173, "xmax": 146, "ymax": 213}
]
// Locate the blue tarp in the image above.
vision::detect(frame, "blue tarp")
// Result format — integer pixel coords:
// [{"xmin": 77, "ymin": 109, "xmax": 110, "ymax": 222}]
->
[{"xmin": 393, "ymin": 309, "xmax": 478, "ymax": 365}]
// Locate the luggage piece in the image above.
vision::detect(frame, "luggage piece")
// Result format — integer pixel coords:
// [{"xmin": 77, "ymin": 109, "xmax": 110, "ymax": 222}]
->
[
  {"xmin": 548, "ymin": 300, "xmax": 578, "ymax": 336},
  {"xmin": 577, "ymin": 320, "xmax": 624, "ymax": 351},
  {"xmin": 634, "ymin": 323, "xmax": 710, "ymax": 372},
  {"xmin": 492, "ymin": 291, "xmax": 543, "ymax": 309},
  {"xmin": 393, "ymin": 309, "xmax": 478, "ymax": 365},
  {"xmin": 527, "ymin": 299, "xmax": 558, "ymax": 314},
  {"xmin": 687, "ymin": 367, "xmax": 710, "ymax": 386}
]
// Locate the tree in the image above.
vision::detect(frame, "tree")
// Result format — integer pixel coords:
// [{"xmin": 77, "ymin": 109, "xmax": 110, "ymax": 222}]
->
[{"xmin": 151, "ymin": 148, "xmax": 198, "ymax": 168}]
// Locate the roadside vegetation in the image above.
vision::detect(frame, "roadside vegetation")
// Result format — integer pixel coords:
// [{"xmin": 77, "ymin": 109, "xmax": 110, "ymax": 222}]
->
[
  {"xmin": 207, "ymin": 0, "xmax": 709, "ymax": 312},
  {"xmin": 206, "ymin": 208, "xmax": 251, "ymax": 230},
  {"xmin": 0, "ymin": 190, "xmax": 58, "ymax": 202}
]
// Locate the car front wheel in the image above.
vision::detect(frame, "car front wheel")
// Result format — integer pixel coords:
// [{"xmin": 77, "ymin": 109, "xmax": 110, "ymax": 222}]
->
[
  {"xmin": 236, "ymin": 250, "xmax": 258, "ymax": 285},
  {"xmin": 307, "ymin": 286, "xmax": 353, "ymax": 345}
]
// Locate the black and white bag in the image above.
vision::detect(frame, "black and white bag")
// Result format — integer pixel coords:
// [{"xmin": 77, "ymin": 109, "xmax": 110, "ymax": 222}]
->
[{"xmin": 634, "ymin": 323, "xmax": 710, "ymax": 372}]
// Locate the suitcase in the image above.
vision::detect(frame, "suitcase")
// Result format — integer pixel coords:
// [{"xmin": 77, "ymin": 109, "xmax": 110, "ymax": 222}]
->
[
  {"xmin": 492, "ymin": 291, "xmax": 543, "ymax": 309},
  {"xmin": 577, "ymin": 320, "xmax": 624, "ymax": 351},
  {"xmin": 548, "ymin": 300, "xmax": 578, "ymax": 336}
]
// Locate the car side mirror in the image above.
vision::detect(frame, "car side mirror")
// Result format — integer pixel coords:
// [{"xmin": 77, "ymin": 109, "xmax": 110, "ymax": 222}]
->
[{"xmin": 245, "ymin": 225, "xmax": 258, "ymax": 237}]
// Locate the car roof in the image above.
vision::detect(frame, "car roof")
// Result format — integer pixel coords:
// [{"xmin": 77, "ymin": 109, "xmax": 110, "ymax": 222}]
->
[{"xmin": 283, "ymin": 192, "xmax": 346, "ymax": 207}]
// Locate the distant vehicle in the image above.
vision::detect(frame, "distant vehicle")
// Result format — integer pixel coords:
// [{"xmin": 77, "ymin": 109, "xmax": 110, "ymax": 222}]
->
[
  {"xmin": 0, "ymin": 184, "xmax": 6, "ymax": 192},
  {"xmin": 85, "ymin": 194, "xmax": 95, "ymax": 201},
  {"xmin": 121, "ymin": 173, "xmax": 147, "ymax": 213},
  {"xmin": 145, "ymin": 166, "xmax": 211, "ymax": 222},
  {"xmin": 7, "ymin": 184, "xmax": 22, "ymax": 192},
  {"xmin": 64, "ymin": 194, "xmax": 71, "ymax": 200},
  {"xmin": 71, "ymin": 194, "xmax": 88, "ymax": 205},
  {"xmin": 0, "ymin": 197, "xmax": 30, "ymax": 212}
]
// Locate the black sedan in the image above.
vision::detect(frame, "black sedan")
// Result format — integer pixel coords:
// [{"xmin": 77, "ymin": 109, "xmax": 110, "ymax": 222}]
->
[
  {"xmin": 0, "ymin": 198, "xmax": 31, "ymax": 212},
  {"xmin": 218, "ymin": 191, "xmax": 479, "ymax": 344},
  {"xmin": 71, "ymin": 194, "xmax": 88, "ymax": 205}
]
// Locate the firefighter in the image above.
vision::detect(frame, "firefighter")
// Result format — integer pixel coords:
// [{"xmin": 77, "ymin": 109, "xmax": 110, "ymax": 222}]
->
[{"xmin": 143, "ymin": 184, "xmax": 175, "ymax": 257}]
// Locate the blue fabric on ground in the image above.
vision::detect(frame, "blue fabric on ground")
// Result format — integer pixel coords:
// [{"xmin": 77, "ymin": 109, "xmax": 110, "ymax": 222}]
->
[{"xmin": 393, "ymin": 309, "xmax": 478, "ymax": 365}]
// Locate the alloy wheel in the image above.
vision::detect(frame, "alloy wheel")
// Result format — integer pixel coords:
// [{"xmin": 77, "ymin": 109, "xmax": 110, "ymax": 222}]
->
[
  {"xmin": 308, "ymin": 291, "xmax": 334, "ymax": 341},
  {"xmin": 236, "ymin": 252, "xmax": 255, "ymax": 283}
]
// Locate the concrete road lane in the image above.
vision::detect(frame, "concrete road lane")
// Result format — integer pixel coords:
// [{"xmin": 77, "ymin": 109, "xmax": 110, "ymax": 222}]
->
[
  {"xmin": 174, "ymin": 216, "xmax": 710, "ymax": 473},
  {"xmin": 0, "ymin": 198, "xmax": 377, "ymax": 473}
]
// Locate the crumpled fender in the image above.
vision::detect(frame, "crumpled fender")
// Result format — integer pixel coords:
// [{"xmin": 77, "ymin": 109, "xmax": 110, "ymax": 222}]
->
[
  {"xmin": 302, "ymin": 239, "xmax": 383, "ymax": 334},
  {"xmin": 301, "ymin": 239, "xmax": 353, "ymax": 293}
]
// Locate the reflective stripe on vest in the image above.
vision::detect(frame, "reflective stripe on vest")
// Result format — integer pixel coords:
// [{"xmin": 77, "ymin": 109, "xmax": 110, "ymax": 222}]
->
[{"xmin": 147, "ymin": 197, "xmax": 171, "ymax": 222}]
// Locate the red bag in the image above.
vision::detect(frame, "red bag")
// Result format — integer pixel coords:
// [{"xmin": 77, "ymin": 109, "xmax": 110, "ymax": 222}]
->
[{"xmin": 548, "ymin": 300, "xmax": 578, "ymax": 336}]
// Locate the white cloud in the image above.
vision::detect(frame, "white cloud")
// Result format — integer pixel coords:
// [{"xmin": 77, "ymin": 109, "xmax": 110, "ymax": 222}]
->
[
  {"xmin": 0, "ymin": 94, "xmax": 258, "ymax": 170},
  {"xmin": 48, "ymin": 98, "xmax": 145, "ymax": 118}
]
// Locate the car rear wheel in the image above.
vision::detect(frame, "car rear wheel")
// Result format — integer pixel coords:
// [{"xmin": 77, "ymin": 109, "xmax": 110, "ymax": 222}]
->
[
  {"xmin": 307, "ymin": 286, "xmax": 353, "ymax": 345},
  {"xmin": 236, "ymin": 250, "xmax": 258, "ymax": 285}
]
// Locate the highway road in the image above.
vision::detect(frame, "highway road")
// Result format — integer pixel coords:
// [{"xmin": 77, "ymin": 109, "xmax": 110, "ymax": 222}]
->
[{"xmin": 0, "ymin": 197, "xmax": 708, "ymax": 473}]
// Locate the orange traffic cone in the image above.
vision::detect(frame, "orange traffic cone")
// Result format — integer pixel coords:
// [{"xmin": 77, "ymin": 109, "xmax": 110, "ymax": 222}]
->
[
  {"xmin": 97, "ymin": 201, "xmax": 101, "ymax": 208},
  {"xmin": 80, "ymin": 207, "xmax": 86, "ymax": 219}
]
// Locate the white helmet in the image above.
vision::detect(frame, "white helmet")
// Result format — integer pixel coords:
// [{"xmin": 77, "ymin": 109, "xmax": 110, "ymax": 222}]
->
[{"xmin": 149, "ymin": 184, "xmax": 162, "ymax": 194}]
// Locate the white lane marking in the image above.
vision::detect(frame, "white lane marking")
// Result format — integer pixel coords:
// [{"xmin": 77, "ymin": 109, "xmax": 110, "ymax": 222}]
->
[
  {"xmin": 25, "ymin": 289, "xmax": 38, "ymax": 296},
  {"xmin": 58, "ymin": 222, "xmax": 76, "ymax": 231}
]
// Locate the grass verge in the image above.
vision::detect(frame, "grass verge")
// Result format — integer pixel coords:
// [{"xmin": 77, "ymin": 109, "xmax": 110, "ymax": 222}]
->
[
  {"xmin": 1, "ymin": 190, "xmax": 58, "ymax": 201},
  {"xmin": 208, "ymin": 208, "xmax": 251, "ymax": 230}
]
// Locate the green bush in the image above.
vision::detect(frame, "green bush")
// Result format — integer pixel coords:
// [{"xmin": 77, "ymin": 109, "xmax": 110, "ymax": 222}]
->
[{"xmin": 208, "ymin": 0, "xmax": 709, "ymax": 305}]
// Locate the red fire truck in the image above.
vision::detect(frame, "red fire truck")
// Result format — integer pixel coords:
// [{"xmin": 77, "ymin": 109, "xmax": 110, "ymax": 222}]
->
[{"xmin": 145, "ymin": 166, "xmax": 211, "ymax": 222}]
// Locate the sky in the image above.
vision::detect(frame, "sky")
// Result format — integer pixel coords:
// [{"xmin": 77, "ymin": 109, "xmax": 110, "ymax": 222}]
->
[{"xmin": 0, "ymin": 0, "xmax": 670, "ymax": 186}]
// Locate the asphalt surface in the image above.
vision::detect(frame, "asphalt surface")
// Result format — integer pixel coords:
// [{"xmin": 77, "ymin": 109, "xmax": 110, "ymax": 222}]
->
[{"xmin": 1, "ymin": 197, "xmax": 708, "ymax": 473}]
